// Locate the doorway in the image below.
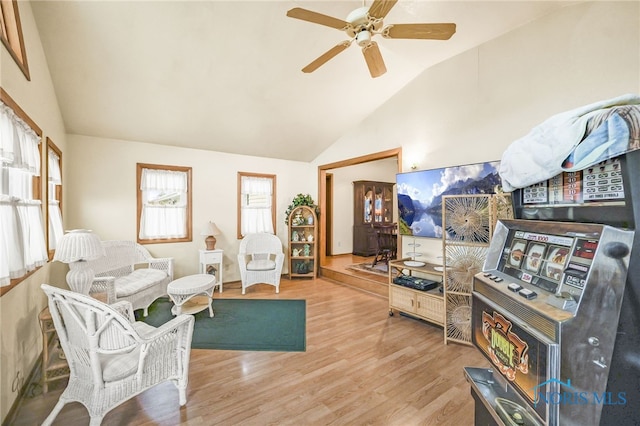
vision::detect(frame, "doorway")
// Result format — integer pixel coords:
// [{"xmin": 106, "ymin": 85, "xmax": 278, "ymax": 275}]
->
[
  {"xmin": 325, "ymin": 173, "xmax": 333, "ymax": 256},
  {"xmin": 317, "ymin": 148, "xmax": 402, "ymax": 268}
]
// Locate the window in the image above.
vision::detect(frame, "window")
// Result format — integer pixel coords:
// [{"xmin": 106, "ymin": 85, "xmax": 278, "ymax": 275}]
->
[
  {"xmin": 137, "ymin": 163, "xmax": 192, "ymax": 244},
  {"xmin": 1, "ymin": 89, "xmax": 47, "ymax": 295},
  {"xmin": 237, "ymin": 172, "xmax": 276, "ymax": 238},
  {"xmin": 46, "ymin": 138, "xmax": 63, "ymax": 258},
  {"xmin": 0, "ymin": 0, "xmax": 30, "ymax": 80}
]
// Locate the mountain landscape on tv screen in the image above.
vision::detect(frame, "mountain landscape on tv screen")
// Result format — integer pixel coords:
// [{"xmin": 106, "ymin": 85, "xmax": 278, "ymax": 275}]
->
[{"xmin": 397, "ymin": 161, "xmax": 501, "ymax": 238}]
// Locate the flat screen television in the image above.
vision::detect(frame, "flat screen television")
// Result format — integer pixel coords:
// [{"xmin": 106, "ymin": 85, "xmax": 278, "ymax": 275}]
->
[{"xmin": 396, "ymin": 161, "xmax": 501, "ymax": 238}]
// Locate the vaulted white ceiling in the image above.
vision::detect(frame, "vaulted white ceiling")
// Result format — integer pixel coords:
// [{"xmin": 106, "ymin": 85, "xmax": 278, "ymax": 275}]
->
[{"xmin": 31, "ymin": 0, "xmax": 573, "ymax": 162}]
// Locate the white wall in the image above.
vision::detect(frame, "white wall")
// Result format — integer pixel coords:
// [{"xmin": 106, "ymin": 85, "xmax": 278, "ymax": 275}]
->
[
  {"xmin": 314, "ymin": 1, "xmax": 640, "ymax": 262},
  {"xmin": 65, "ymin": 134, "xmax": 315, "ymax": 281},
  {"xmin": 1, "ymin": 1, "xmax": 639, "ymax": 423},
  {"xmin": 328, "ymin": 158, "xmax": 398, "ymax": 254},
  {"xmin": 0, "ymin": 1, "xmax": 69, "ymax": 421}
]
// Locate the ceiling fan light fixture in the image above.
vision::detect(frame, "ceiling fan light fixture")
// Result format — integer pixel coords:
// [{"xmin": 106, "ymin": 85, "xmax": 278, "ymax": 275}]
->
[
  {"xmin": 286, "ymin": 0, "xmax": 456, "ymax": 78},
  {"xmin": 356, "ymin": 30, "xmax": 372, "ymax": 47},
  {"xmin": 346, "ymin": 6, "xmax": 369, "ymax": 26}
]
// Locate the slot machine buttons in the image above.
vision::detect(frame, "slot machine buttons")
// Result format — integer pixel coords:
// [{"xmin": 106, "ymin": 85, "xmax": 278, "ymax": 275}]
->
[
  {"xmin": 493, "ymin": 277, "xmax": 503, "ymax": 282},
  {"xmin": 519, "ymin": 288, "xmax": 538, "ymax": 300},
  {"xmin": 508, "ymin": 283, "xmax": 522, "ymax": 292}
]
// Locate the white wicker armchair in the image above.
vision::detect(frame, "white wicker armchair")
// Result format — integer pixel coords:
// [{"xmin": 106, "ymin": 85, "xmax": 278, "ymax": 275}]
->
[
  {"xmin": 237, "ymin": 233, "xmax": 285, "ymax": 294},
  {"xmin": 78, "ymin": 240, "xmax": 173, "ymax": 316},
  {"xmin": 40, "ymin": 284, "xmax": 194, "ymax": 426}
]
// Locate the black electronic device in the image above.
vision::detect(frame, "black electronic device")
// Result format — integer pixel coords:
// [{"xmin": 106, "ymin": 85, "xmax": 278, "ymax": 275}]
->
[{"xmin": 392, "ymin": 274, "xmax": 439, "ymax": 292}]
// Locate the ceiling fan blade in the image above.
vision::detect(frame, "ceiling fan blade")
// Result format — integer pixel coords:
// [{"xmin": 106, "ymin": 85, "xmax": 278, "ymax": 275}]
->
[
  {"xmin": 286, "ymin": 7, "xmax": 350, "ymax": 30},
  {"xmin": 362, "ymin": 42, "xmax": 386, "ymax": 78},
  {"xmin": 383, "ymin": 23, "xmax": 456, "ymax": 40},
  {"xmin": 367, "ymin": 0, "xmax": 398, "ymax": 20},
  {"xmin": 302, "ymin": 41, "xmax": 352, "ymax": 73}
]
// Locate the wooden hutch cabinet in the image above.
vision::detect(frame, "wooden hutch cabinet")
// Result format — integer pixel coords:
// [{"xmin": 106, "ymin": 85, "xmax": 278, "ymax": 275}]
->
[{"xmin": 352, "ymin": 180, "xmax": 395, "ymax": 256}]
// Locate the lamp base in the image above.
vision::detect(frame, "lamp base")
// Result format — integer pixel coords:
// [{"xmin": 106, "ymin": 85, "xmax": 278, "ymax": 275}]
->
[
  {"xmin": 66, "ymin": 260, "xmax": 96, "ymax": 295},
  {"xmin": 205, "ymin": 235, "xmax": 217, "ymax": 250}
]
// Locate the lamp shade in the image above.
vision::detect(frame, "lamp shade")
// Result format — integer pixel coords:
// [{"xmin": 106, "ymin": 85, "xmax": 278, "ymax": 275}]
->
[
  {"xmin": 53, "ymin": 229, "xmax": 105, "ymax": 263},
  {"xmin": 200, "ymin": 222, "xmax": 221, "ymax": 237}
]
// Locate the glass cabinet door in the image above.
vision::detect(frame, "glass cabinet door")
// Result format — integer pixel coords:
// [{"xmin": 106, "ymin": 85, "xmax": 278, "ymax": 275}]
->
[
  {"xmin": 383, "ymin": 186, "xmax": 393, "ymax": 223},
  {"xmin": 374, "ymin": 186, "xmax": 383, "ymax": 222},
  {"xmin": 364, "ymin": 185, "xmax": 373, "ymax": 223}
]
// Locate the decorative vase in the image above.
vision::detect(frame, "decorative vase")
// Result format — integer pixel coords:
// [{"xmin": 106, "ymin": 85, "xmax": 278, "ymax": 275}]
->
[{"xmin": 296, "ymin": 262, "xmax": 309, "ymax": 274}]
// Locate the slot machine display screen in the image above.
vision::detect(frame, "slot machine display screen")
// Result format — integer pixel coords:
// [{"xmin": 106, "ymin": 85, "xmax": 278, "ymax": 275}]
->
[
  {"xmin": 513, "ymin": 152, "xmax": 639, "ymax": 230},
  {"xmin": 499, "ymin": 230, "xmax": 576, "ymax": 294}
]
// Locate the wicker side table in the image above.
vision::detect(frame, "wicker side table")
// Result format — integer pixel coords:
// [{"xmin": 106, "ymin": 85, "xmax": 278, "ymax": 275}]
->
[{"xmin": 39, "ymin": 307, "xmax": 70, "ymax": 393}]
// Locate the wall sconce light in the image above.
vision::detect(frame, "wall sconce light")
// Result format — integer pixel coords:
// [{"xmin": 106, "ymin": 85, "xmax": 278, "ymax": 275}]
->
[
  {"xmin": 201, "ymin": 221, "xmax": 221, "ymax": 250},
  {"xmin": 410, "ymin": 163, "xmax": 418, "ymax": 170}
]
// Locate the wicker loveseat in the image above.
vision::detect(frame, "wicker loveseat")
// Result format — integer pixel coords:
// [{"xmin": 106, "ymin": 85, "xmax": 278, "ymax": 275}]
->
[{"xmin": 75, "ymin": 240, "xmax": 173, "ymax": 316}]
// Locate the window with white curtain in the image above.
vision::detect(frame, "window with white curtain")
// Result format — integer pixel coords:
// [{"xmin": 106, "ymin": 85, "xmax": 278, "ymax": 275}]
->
[
  {"xmin": 47, "ymin": 139, "xmax": 63, "ymax": 255},
  {"xmin": 237, "ymin": 172, "xmax": 276, "ymax": 238},
  {"xmin": 137, "ymin": 163, "xmax": 192, "ymax": 243},
  {"xmin": 0, "ymin": 0, "xmax": 30, "ymax": 80},
  {"xmin": 0, "ymin": 96, "xmax": 47, "ymax": 292}
]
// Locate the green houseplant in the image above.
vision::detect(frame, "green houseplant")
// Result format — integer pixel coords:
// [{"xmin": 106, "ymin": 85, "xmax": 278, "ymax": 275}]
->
[{"xmin": 284, "ymin": 193, "xmax": 320, "ymax": 225}]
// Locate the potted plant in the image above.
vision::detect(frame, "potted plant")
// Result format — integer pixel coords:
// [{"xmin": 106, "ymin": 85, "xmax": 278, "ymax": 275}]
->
[{"xmin": 284, "ymin": 193, "xmax": 320, "ymax": 225}]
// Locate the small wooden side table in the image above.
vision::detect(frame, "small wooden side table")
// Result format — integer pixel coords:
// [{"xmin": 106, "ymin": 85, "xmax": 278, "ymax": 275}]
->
[{"xmin": 39, "ymin": 307, "xmax": 70, "ymax": 393}]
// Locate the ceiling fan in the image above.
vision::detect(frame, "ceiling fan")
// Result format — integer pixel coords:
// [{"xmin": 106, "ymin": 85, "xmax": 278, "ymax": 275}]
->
[{"xmin": 286, "ymin": 0, "xmax": 456, "ymax": 78}]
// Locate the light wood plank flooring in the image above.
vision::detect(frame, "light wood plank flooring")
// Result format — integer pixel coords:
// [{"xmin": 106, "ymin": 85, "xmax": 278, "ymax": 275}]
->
[{"xmin": 11, "ymin": 265, "xmax": 489, "ymax": 425}]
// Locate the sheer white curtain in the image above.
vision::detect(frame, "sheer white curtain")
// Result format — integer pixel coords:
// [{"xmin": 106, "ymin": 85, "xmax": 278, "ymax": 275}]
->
[
  {"xmin": 139, "ymin": 168, "xmax": 188, "ymax": 239},
  {"xmin": 241, "ymin": 175, "xmax": 274, "ymax": 236},
  {"xmin": 0, "ymin": 102, "xmax": 47, "ymax": 286},
  {"xmin": 48, "ymin": 148, "xmax": 63, "ymax": 249}
]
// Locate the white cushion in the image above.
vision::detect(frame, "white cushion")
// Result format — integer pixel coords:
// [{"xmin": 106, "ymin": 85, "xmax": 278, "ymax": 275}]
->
[
  {"xmin": 101, "ymin": 349, "xmax": 140, "ymax": 382},
  {"xmin": 115, "ymin": 268, "xmax": 167, "ymax": 297},
  {"xmin": 251, "ymin": 252, "xmax": 271, "ymax": 261},
  {"xmin": 247, "ymin": 259, "xmax": 276, "ymax": 271}
]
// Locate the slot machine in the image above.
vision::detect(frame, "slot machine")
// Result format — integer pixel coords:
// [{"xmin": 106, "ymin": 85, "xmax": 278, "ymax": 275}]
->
[{"xmin": 464, "ymin": 149, "xmax": 640, "ymax": 426}]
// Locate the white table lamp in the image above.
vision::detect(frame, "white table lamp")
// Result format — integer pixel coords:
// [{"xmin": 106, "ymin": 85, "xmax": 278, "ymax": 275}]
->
[
  {"xmin": 53, "ymin": 229, "xmax": 105, "ymax": 294},
  {"xmin": 201, "ymin": 221, "xmax": 221, "ymax": 250}
]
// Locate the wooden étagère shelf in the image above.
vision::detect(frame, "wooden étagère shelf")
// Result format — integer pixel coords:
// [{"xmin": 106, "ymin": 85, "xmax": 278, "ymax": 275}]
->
[{"xmin": 288, "ymin": 205, "xmax": 318, "ymax": 279}]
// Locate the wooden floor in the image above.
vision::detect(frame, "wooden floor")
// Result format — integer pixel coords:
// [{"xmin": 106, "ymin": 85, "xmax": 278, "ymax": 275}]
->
[{"xmin": 11, "ymin": 256, "xmax": 489, "ymax": 426}]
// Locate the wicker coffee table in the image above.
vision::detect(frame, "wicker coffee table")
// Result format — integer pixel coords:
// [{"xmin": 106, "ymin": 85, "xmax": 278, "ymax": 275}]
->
[{"xmin": 167, "ymin": 274, "xmax": 215, "ymax": 317}]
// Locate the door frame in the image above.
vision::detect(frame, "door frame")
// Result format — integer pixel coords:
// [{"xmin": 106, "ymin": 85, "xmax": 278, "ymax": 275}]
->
[{"xmin": 317, "ymin": 147, "xmax": 402, "ymax": 266}]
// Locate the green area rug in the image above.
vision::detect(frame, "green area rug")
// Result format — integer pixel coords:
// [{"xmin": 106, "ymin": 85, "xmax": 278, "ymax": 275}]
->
[{"xmin": 137, "ymin": 298, "xmax": 306, "ymax": 352}]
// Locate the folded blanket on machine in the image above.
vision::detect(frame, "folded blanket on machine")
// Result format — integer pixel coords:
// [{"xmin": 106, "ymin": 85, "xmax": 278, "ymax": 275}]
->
[{"xmin": 500, "ymin": 94, "xmax": 640, "ymax": 192}]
